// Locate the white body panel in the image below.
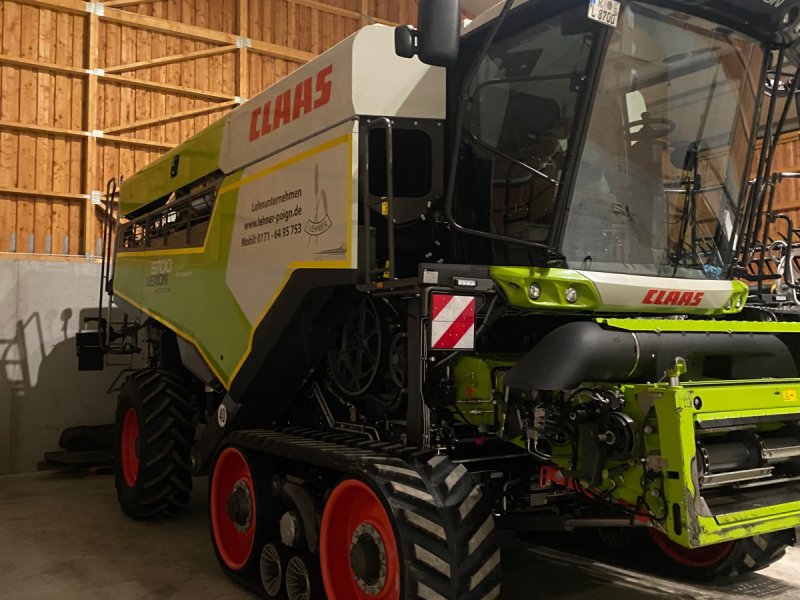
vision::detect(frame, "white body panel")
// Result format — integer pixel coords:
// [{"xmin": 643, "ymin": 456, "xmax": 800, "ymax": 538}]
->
[
  {"xmin": 578, "ymin": 271, "xmax": 736, "ymax": 311},
  {"xmin": 220, "ymin": 25, "xmax": 445, "ymax": 174},
  {"xmin": 225, "ymin": 121, "xmax": 359, "ymax": 324}
]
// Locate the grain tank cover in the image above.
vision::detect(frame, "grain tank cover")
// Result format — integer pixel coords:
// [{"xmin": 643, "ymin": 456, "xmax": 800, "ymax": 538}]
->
[{"xmin": 219, "ymin": 25, "xmax": 446, "ymax": 174}]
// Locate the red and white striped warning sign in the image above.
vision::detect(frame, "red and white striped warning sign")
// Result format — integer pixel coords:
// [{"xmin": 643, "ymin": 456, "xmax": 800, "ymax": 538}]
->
[{"xmin": 431, "ymin": 294, "xmax": 476, "ymax": 350}]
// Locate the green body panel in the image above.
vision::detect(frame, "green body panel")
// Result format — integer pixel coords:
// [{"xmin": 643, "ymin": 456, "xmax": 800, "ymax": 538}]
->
[
  {"xmin": 119, "ymin": 119, "xmax": 226, "ymax": 217},
  {"xmin": 491, "ymin": 267, "xmax": 602, "ymax": 311},
  {"xmin": 650, "ymin": 380, "xmax": 800, "ymax": 545},
  {"xmin": 114, "ymin": 170, "xmax": 249, "ymax": 385},
  {"xmin": 453, "ymin": 356, "xmax": 516, "ymax": 428}
]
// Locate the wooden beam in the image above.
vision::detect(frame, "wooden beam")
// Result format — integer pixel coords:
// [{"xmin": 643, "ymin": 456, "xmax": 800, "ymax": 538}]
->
[
  {"xmin": 294, "ymin": 0, "xmax": 360, "ymax": 21},
  {"xmin": 0, "ymin": 252, "xmax": 101, "ymax": 262},
  {"xmin": 238, "ymin": 0, "xmax": 249, "ymax": 101},
  {"xmin": 105, "ymin": 0, "xmax": 167, "ymax": 7},
  {"xmin": 0, "ymin": 120, "xmax": 86, "ymax": 138},
  {"xmin": 105, "ymin": 44, "xmax": 237, "ymax": 74},
  {"xmin": 0, "ymin": 187, "xmax": 89, "ymax": 200},
  {"xmin": 372, "ymin": 17, "xmax": 401, "ymax": 26},
  {"xmin": 83, "ymin": 11, "xmax": 100, "ymax": 257},
  {"xmin": 100, "ymin": 133, "xmax": 174, "ymax": 151},
  {"xmin": 289, "ymin": 0, "xmax": 403, "ymax": 27},
  {"xmin": 0, "ymin": 54, "xmax": 86, "ymax": 76},
  {"xmin": 101, "ymin": 6, "xmax": 314, "ymax": 63},
  {"xmin": 12, "ymin": 0, "xmax": 85, "ymax": 16},
  {"xmin": 360, "ymin": 0, "xmax": 369, "ymax": 27},
  {"xmin": 103, "ymin": 100, "xmax": 236, "ymax": 135},
  {"xmin": 101, "ymin": 72, "xmax": 235, "ymax": 101}
]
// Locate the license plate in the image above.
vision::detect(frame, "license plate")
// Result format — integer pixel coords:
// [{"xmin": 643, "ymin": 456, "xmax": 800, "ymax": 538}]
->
[{"xmin": 588, "ymin": 0, "xmax": 620, "ymax": 27}]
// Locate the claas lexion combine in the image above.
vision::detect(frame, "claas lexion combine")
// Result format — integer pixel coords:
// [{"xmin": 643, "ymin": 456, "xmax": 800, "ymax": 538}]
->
[{"xmin": 78, "ymin": 0, "xmax": 800, "ymax": 597}]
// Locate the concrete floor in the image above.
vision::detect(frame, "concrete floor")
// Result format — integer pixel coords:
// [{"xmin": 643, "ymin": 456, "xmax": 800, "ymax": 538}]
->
[{"xmin": 1, "ymin": 471, "xmax": 799, "ymax": 599}]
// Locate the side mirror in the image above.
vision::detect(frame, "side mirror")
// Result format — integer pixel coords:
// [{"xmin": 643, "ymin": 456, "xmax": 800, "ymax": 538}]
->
[{"xmin": 394, "ymin": 0, "xmax": 460, "ymax": 67}]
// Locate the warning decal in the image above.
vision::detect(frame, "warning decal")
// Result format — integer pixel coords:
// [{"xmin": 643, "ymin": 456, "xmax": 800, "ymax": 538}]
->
[{"xmin": 431, "ymin": 294, "xmax": 476, "ymax": 350}]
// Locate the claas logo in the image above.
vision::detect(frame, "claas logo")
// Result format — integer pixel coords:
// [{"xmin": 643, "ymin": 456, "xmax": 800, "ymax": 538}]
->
[
  {"xmin": 642, "ymin": 289, "xmax": 704, "ymax": 307},
  {"xmin": 248, "ymin": 64, "xmax": 334, "ymax": 142}
]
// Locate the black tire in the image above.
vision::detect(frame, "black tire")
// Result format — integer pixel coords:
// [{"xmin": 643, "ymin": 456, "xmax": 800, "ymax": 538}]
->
[
  {"xmin": 648, "ymin": 528, "xmax": 796, "ymax": 581},
  {"xmin": 114, "ymin": 369, "xmax": 194, "ymax": 519},
  {"xmin": 320, "ymin": 454, "xmax": 502, "ymax": 599}
]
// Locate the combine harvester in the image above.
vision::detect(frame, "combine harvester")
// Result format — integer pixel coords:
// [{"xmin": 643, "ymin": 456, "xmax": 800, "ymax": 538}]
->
[{"xmin": 79, "ymin": 0, "xmax": 800, "ymax": 597}]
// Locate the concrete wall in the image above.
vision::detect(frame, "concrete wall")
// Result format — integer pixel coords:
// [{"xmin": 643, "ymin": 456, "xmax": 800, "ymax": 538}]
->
[{"xmin": 0, "ymin": 260, "xmax": 135, "ymax": 474}]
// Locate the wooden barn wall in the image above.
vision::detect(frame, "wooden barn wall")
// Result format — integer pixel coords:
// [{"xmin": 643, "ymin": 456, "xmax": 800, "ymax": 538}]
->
[
  {"xmin": 0, "ymin": 0, "xmax": 417, "ymax": 259},
  {"xmin": 760, "ymin": 132, "xmax": 800, "ymax": 235}
]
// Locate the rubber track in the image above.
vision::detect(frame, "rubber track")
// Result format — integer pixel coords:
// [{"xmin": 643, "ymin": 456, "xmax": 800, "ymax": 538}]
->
[
  {"xmin": 115, "ymin": 369, "xmax": 194, "ymax": 519},
  {"xmin": 229, "ymin": 428, "xmax": 502, "ymax": 599}
]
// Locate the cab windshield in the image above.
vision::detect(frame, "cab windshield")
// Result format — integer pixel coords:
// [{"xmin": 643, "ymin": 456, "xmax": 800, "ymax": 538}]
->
[{"xmin": 561, "ymin": 3, "xmax": 764, "ymax": 279}]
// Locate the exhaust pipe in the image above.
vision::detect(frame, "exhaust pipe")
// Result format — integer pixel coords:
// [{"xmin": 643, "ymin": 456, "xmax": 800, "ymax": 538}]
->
[{"xmin": 505, "ymin": 321, "xmax": 796, "ymax": 391}]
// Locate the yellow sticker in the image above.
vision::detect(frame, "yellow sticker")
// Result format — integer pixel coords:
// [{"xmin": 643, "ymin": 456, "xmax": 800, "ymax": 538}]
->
[
  {"xmin": 381, "ymin": 200, "xmax": 389, "ymax": 216},
  {"xmin": 784, "ymin": 389, "xmax": 797, "ymax": 402}
]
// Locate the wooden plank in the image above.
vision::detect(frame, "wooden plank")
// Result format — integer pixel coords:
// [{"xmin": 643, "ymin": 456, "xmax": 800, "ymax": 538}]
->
[
  {"xmin": 104, "ymin": 100, "xmax": 236, "ymax": 134},
  {"xmin": 179, "ymin": 0, "xmax": 195, "ymax": 142},
  {"xmin": 101, "ymin": 72, "xmax": 234, "ymax": 101},
  {"xmin": 13, "ymin": 0, "xmax": 85, "ymax": 16},
  {"xmin": 35, "ymin": 6, "xmax": 55, "ymax": 253},
  {"xmin": 295, "ymin": 5, "xmax": 310, "ymax": 53},
  {"xmin": 69, "ymin": 12, "xmax": 84, "ymax": 254},
  {"xmin": 52, "ymin": 12, "xmax": 72, "ymax": 201},
  {"xmin": 194, "ymin": 0, "xmax": 210, "ymax": 130},
  {"xmin": 237, "ymin": 0, "xmax": 249, "ymax": 100},
  {"xmin": 0, "ymin": 54, "xmax": 87, "ymax": 76},
  {"xmin": 150, "ymin": 3, "xmax": 167, "ymax": 143},
  {"xmin": 0, "ymin": 186, "xmax": 88, "ymax": 200},
  {"xmin": 164, "ymin": 0, "xmax": 182, "ymax": 145},
  {"xmin": 17, "ymin": 4, "xmax": 39, "ymax": 253},
  {"xmin": 0, "ymin": 251, "xmax": 100, "ymax": 262},
  {"xmin": 294, "ymin": 0, "xmax": 360, "ymax": 21},
  {"xmin": 105, "ymin": 0, "xmax": 168, "ymax": 7},
  {"xmin": 84, "ymin": 12, "xmax": 100, "ymax": 256},
  {"xmin": 105, "ymin": 44, "xmax": 235, "ymax": 74},
  {"xmin": 102, "ymin": 132, "xmax": 174, "ymax": 150},
  {"xmin": 133, "ymin": 19, "xmax": 152, "ymax": 141},
  {"xmin": 1, "ymin": 3, "xmax": 20, "ymax": 253},
  {"xmin": 221, "ymin": 15, "xmax": 236, "ymax": 101},
  {"xmin": 53, "ymin": 48, "xmax": 72, "ymax": 252},
  {"xmin": 310, "ymin": 7, "xmax": 319, "ymax": 54},
  {"xmin": 287, "ymin": 1, "xmax": 297, "ymax": 50},
  {"xmin": 0, "ymin": 120, "xmax": 85, "ymax": 137}
]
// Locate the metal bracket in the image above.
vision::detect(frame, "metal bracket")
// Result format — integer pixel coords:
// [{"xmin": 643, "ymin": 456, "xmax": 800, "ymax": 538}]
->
[
  {"xmin": 85, "ymin": 68, "xmax": 105, "ymax": 77},
  {"xmin": 85, "ymin": 2, "xmax": 105, "ymax": 16},
  {"xmin": 90, "ymin": 191, "xmax": 102, "ymax": 205},
  {"xmin": 236, "ymin": 36, "xmax": 252, "ymax": 48}
]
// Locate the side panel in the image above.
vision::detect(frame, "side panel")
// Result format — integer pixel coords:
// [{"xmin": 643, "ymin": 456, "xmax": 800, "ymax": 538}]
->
[{"xmin": 113, "ymin": 121, "xmax": 359, "ymax": 388}]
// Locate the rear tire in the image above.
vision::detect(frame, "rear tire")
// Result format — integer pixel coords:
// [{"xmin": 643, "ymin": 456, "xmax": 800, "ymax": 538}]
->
[
  {"xmin": 648, "ymin": 528, "xmax": 795, "ymax": 580},
  {"xmin": 114, "ymin": 369, "xmax": 194, "ymax": 519}
]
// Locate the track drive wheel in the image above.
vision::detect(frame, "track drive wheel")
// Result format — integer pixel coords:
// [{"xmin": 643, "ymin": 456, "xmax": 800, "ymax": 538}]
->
[
  {"xmin": 210, "ymin": 446, "xmax": 281, "ymax": 588},
  {"xmin": 320, "ymin": 455, "xmax": 502, "ymax": 600},
  {"xmin": 114, "ymin": 369, "xmax": 194, "ymax": 519},
  {"xmin": 648, "ymin": 528, "xmax": 796, "ymax": 580}
]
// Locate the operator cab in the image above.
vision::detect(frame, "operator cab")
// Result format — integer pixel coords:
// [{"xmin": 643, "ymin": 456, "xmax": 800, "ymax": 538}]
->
[{"xmin": 450, "ymin": 0, "xmax": 800, "ymax": 283}]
